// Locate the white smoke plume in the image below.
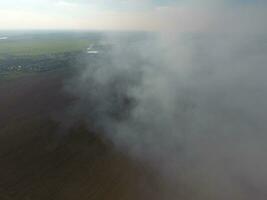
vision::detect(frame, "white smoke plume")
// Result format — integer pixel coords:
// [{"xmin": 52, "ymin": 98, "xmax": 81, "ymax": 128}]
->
[{"xmin": 66, "ymin": 1, "xmax": 267, "ymax": 199}]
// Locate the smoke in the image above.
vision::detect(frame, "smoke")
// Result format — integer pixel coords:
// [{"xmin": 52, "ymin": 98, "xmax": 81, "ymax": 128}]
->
[{"xmin": 66, "ymin": 2, "xmax": 267, "ymax": 200}]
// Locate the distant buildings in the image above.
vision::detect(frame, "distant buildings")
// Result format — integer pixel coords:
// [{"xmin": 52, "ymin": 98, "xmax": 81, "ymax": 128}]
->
[
  {"xmin": 87, "ymin": 50, "xmax": 99, "ymax": 54},
  {"xmin": 87, "ymin": 45, "xmax": 99, "ymax": 54}
]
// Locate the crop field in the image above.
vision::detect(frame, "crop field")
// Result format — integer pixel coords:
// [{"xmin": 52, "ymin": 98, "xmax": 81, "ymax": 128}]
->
[
  {"xmin": 0, "ymin": 31, "xmax": 171, "ymax": 200},
  {"xmin": 0, "ymin": 38, "xmax": 90, "ymax": 58},
  {"xmin": 0, "ymin": 32, "xmax": 100, "ymax": 79}
]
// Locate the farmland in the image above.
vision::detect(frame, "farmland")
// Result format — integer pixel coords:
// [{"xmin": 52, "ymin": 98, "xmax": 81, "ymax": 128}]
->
[
  {"xmin": 0, "ymin": 31, "xmax": 171, "ymax": 200},
  {"xmin": 0, "ymin": 32, "xmax": 99, "ymax": 79},
  {"xmin": 0, "ymin": 60, "xmax": 163, "ymax": 200},
  {"xmin": 0, "ymin": 38, "xmax": 90, "ymax": 58}
]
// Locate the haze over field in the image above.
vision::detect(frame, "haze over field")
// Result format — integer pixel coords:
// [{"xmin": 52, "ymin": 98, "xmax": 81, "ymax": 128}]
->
[
  {"xmin": 67, "ymin": 34, "xmax": 267, "ymax": 199},
  {"xmin": 1, "ymin": 0, "xmax": 267, "ymax": 200},
  {"xmin": 65, "ymin": 0, "xmax": 267, "ymax": 199}
]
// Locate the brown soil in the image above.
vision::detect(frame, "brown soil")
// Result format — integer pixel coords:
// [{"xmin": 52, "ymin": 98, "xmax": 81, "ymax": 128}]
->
[{"xmin": 0, "ymin": 71, "xmax": 166, "ymax": 200}]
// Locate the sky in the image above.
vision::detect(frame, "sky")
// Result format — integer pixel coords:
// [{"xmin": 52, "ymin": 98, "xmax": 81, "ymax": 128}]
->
[{"xmin": 0, "ymin": 0, "xmax": 265, "ymax": 30}]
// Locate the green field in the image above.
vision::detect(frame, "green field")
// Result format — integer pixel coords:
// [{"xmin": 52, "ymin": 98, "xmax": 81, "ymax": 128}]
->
[
  {"xmin": 0, "ymin": 32, "xmax": 97, "ymax": 80},
  {"xmin": 0, "ymin": 38, "xmax": 91, "ymax": 57}
]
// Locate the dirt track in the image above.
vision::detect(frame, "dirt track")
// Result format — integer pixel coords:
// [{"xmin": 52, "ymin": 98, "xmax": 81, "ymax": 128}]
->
[{"xmin": 0, "ymin": 71, "xmax": 166, "ymax": 200}]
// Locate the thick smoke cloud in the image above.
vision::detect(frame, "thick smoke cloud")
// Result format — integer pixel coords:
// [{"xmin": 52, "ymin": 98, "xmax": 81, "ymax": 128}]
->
[{"xmin": 66, "ymin": 3, "xmax": 267, "ymax": 200}]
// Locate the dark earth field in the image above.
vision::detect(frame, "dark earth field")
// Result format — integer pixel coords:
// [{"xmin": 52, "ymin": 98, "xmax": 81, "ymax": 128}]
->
[{"xmin": 0, "ymin": 70, "xmax": 168, "ymax": 200}]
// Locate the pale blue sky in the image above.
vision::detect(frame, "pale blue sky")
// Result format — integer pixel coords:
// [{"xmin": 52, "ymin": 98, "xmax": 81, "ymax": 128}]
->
[{"xmin": 0, "ymin": 0, "xmax": 265, "ymax": 30}]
